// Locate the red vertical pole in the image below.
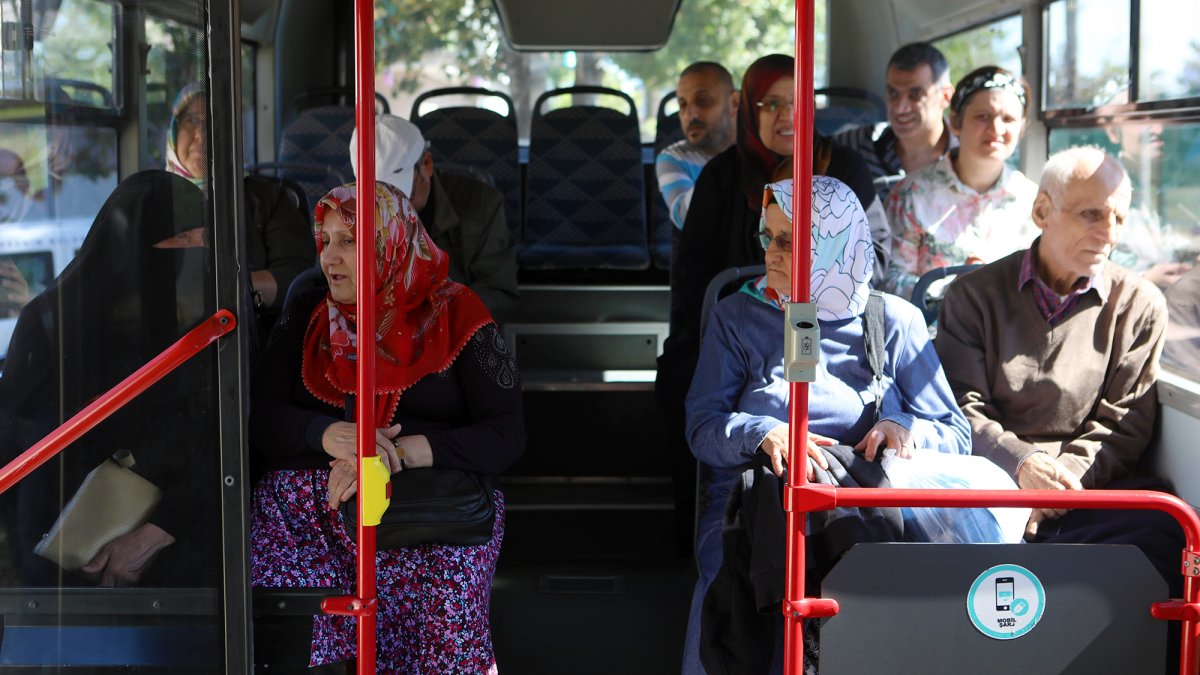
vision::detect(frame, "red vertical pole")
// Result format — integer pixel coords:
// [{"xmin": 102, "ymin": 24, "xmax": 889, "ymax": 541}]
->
[
  {"xmin": 352, "ymin": 0, "xmax": 378, "ymax": 671},
  {"xmin": 783, "ymin": 1, "xmax": 815, "ymax": 673}
]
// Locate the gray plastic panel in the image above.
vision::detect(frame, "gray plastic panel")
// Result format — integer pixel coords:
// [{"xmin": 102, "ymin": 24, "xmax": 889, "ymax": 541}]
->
[{"xmin": 820, "ymin": 543, "xmax": 1167, "ymax": 674}]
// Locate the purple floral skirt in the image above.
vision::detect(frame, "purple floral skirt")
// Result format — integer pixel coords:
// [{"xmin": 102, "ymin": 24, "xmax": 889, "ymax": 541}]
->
[{"xmin": 250, "ymin": 469, "xmax": 504, "ymax": 674}]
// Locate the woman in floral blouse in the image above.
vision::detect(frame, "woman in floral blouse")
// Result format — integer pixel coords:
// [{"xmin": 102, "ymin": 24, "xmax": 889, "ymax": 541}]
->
[{"xmin": 883, "ymin": 65, "xmax": 1039, "ymax": 300}]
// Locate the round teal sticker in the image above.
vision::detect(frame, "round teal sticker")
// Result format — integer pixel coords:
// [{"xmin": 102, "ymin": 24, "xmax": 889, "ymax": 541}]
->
[{"xmin": 966, "ymin": 564, "xmax": 1046, "ymax": 639}]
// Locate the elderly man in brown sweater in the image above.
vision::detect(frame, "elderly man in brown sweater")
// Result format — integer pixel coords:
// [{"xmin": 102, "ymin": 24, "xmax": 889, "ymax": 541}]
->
[{"xmin": 936, "ymin": 146, "xmax": 1181, "ymax": 587}]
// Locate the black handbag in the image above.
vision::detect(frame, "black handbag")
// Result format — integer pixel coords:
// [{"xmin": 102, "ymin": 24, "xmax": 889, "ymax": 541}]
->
[
  {"xmin": 337, "ymin": 395, "xmax": 496, "ymax": 549},
  {"xmin": 339, "ymin": 468, "xmax": 496, "ymax": 549}
]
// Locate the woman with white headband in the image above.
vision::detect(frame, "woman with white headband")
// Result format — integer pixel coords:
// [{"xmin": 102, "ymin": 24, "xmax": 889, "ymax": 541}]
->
[{"xmin": 884, "ymin": 65, "xmax": 1039, "ymax": 299}]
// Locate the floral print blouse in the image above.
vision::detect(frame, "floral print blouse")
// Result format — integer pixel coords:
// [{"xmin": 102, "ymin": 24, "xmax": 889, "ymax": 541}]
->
[{"xmin": 883, "ymin": 154, "xmax": 1039, "ymax": 299}]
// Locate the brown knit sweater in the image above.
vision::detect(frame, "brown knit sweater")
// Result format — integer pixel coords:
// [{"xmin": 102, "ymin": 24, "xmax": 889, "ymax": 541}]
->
[{"xmin": 935, "ymin": 250, "xmax": 1167, "ymax": 488}]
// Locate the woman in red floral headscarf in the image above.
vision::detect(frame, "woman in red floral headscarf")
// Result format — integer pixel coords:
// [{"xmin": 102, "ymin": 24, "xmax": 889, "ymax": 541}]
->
[{"xmin": 248, "ymin": 181, "xmax": 525, "ymax": 674}]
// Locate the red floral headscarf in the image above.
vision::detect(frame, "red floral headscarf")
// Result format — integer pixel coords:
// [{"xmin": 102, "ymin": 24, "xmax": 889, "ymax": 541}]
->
[{"xmin": 301, "ymin": 182, "xmax": 492, "ymax": 424}]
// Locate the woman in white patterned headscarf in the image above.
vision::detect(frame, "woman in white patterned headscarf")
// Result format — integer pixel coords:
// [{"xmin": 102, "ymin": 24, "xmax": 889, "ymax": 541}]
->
[{"xmin": 680, "ymin": 176, "xmax": 969, "ymax": 674}]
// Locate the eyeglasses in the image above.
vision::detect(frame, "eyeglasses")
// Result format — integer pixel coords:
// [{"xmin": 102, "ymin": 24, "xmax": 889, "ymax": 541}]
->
[
  {"xmin": 178, "ymin": 113, "xmax": 207, "ymax": 131},
  {"xmin": 756, "ymin": 97, "xmax": 795, "ymax": 115},
  {"xmin": 758, "ymin": 232, "xmax": 793, "ymax": 252}
]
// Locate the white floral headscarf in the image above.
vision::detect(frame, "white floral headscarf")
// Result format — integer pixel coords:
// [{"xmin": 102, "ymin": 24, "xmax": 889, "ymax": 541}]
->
[{"xmin": 758, "ymin": 176, "xmax": 874, "ymax": 321}]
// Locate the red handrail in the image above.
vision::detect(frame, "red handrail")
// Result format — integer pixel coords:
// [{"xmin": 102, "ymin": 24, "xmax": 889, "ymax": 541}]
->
[
  {"xmin": 782, "ymin": 484, "xmax": 1200, "ymax": 675},
  {"xmin": 317, "ymin": 2, "xmax": 380, "ymax": 673},
  {"xmin": 0, "ymin": 309, "xmax": 236, "ymax": 496},
  {"xmin": 783, "ymin": 0, "xmax": 816, "ymax": 671}
]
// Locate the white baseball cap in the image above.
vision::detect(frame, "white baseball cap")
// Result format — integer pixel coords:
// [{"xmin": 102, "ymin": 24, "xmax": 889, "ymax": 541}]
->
[{"xmin": 348, "ymin": 114, "xmax": 427, "ymax": 198}]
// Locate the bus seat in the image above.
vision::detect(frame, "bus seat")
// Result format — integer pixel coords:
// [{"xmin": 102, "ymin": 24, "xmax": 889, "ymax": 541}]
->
[
  {"xmin": 244, "ymin": 167, "xmax": 313, "ymax": 215},
  {"xmin": 651, "ymin": 91, "xmax": 684, "ymax": 270},
  {"xmin": 281, "ymin": 265, "xmax": 327, "ymax": 313},
  {"xmin": 694, "ymin": 264, "xmax": 766, "ymax": 569},
  {"xmin": 910, "ymin": 263, "xmax": 981, "ymax": 325},
  {"xmin": 520, "ymin": 86, "xmax": 650, "ymax": 271},
  {"xmin": 815, "ymin": 87, "xmax": 886, "ymax": 137},
  {"xmin": 287, "ymin": 86, "xmax": 390, "ymax": 119},
  {"xmin": 411, "ymin": 87, "xmax": 521, "ymax": 241},
  {"xmin": 276, "ymin": 106, "xmax": 359, "ymax": 209}
]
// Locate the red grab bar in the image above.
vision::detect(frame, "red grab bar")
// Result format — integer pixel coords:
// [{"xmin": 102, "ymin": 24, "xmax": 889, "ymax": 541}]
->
[
  {"xmin": 0, "ymin": 309, "xmax": 236, "ymax": 496},
  {"xmin": 783, "ymin": 0, "xmax": 816, "ymax": 671},
  {"xmin": 318, "ymin": 2, "xmax": 380, "ymax": 673},
  {"xmin": 782, "ymin": 484, "xmax": 1200, "ymax": 675}
]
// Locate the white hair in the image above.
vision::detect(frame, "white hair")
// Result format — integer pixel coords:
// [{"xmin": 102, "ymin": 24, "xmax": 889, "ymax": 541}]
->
[{"xmin": 1038, "ymin": 145, "xmax": 1128, "ymax": 203}]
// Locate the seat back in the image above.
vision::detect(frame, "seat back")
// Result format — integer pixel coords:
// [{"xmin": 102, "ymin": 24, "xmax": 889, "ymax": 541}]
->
[
  {"xmin": 521, "ymin": 86, "xmax": 649, "ymax": 271},
  {"xmin": 411, "ymin": 87, "xmax": 520, "ymax": 240},
  {"xmin": 694, "ymin": 264, "xmax": 766, "ymax": 567},
  {"xmin": 243, "ymin": 168, "xmax": 313, "ymax": 216},
  {"xmin": 815, "ymin": 86, "xmax": 886, "ymax": 137},
  {"xmin": 288, "ymin": 86, "xmax": 390, "ymax": 118},
  {"xmin": 910, "ymin": 263, "xmax": 982, "ymax": 325},
  {"xmin": 274, "ymin": 105, "xmax": 358, "ymax": 210},
  {"xmin": 651, "ymin": 91, "xmax": 685, "ymax": 270}
]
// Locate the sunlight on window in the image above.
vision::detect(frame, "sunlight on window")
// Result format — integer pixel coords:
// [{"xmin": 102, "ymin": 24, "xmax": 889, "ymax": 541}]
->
[
  {"xmin": 374, "ymin": 0, "xmax": 823, "ymax": 142},
  {"xmin": 1044, "ymin": 0, "xmax": 1130, "ymax": 109},
  {"xmin": 1139, "ymin": 0, "xmax": 1200, "ymax": 101}
]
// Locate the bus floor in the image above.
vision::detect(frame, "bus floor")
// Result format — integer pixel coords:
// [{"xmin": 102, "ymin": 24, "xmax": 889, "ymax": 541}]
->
[
  {"xmin": 490, "ymin": 387, "xmax": 694, "ymax": 673},
  {"xmin": 491, "ymin": 507, "xmax": 694, "ymax": 674}
]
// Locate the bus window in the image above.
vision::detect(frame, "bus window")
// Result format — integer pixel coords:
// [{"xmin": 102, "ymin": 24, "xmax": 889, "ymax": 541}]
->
[
  {"xmin": 933, "ymin": 15, "xmax": 1022, "ymax": 87},
  {"xmin": 0, "ymin": 0, "xmax": 120, "ymax": 360},
  {"xmin": 1138, "ymin": 0, "xmax": 1200, "ymax": 102},
  {"xmin": 373, "ymin": 0, "xmax": 818, "ymax": 142},
  {"xmin": 1044, "ymin": 0, "xmax": 1130, "ymax": 109},
  {"xmin": 0, "ymin": 0, "xmax": 117, "ymax": 105}
]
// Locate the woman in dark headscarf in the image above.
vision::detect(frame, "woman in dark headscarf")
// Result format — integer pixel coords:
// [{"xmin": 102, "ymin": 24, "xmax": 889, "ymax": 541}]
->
[
  {"xmin": 0, "ymin": 170, "xmax": 219, "ymax": 586},
  {"xmin": 249, "ymin": 181, "xmax": 524, "ymax": 672}
]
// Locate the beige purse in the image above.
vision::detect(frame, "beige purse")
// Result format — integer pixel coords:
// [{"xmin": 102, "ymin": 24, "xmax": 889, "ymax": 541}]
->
[{"xmin": 33, "ymin": 449, "xmax": 161, "ymax": 571}]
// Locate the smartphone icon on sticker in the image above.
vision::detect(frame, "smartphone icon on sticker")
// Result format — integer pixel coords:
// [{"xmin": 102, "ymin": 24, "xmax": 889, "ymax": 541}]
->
[{"xmin": 995, "ymin": 577, "xmax": 1014, "ymax": 611}]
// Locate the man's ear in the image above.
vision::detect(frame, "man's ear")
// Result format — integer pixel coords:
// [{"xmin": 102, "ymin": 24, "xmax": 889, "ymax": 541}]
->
[
  {"xmin": 730, "ymin": 89, "xmax": 741, "ymax": 111},
  {"xmin": 418, "ymin": 151, "xmax": 434, "ymax": 178},
  {"xmin": 948, "ymin": 111, "xmax": 962, "ymax": 136},
  {"xmin": 937, "ymin": 84, "xmax": 954, "ymax": 110},
  {"xmin": 1031, "ymin": 191, "xmax": 1053, "ymax": 232}
]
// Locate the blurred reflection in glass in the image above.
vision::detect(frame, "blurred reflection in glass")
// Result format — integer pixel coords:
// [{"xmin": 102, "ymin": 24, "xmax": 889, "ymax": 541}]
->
[{"xmin": 0, "ymin": 170, "xmax": 219, "ymax": 587}]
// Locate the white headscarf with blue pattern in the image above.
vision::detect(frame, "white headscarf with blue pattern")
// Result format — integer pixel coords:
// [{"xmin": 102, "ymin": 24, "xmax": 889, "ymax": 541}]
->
[{"xmin": 757, "ymin": 176, "xmax": 874, "ymax": 321}]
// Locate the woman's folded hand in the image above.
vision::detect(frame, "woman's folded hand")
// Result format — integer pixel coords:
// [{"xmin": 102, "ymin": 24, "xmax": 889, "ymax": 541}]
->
[
  {"xmin": 854, "ymin": 420, "xmax": 913, "ymax": 461},
  {"xmin": 322, "ymin": 421, "xmax": 403, "ymax": 465},
  {"xmin": 759, "ymin": 424, "xmax": 837, "ymax": 480},
  {"xmin": 327, "ymin": 458, "xmax": 358, "ymax": 509}
]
